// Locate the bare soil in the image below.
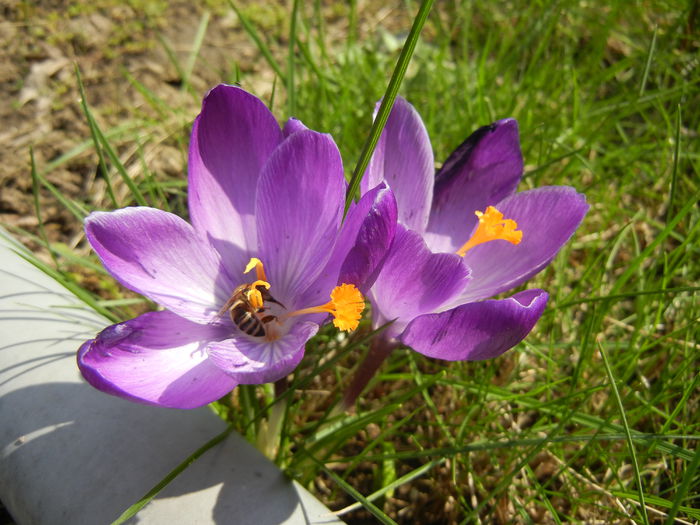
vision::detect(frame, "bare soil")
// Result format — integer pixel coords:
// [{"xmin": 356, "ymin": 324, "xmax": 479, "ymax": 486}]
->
[{"xmin": 1, "ymin": 0, "xmax": 282, "ymax": 250}]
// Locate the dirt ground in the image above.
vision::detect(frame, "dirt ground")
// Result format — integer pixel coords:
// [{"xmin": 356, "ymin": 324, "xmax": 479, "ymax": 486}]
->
[{"xmin": 1, "ymin": 0, "xmax": 277, "ymax": 249}]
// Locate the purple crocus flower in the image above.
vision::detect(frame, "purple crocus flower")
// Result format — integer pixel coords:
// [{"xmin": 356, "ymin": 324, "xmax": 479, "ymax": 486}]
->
[
  {"xmin": 345, "ymin": 98, "xmax": 588, "ymax": 402},
  {"xmin": 78, "ymin": 84, "xmax": 397, "ymax": 409}
]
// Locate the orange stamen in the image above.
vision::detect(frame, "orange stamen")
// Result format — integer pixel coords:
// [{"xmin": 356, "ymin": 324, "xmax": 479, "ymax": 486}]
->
[
  {"xmin": 281, "ymin": 283, "xmax": 365, "ymax": 331},
  {"xmin": 244, "ymin": 279, "xmax": 270, "ymax": 309},
  {"xmin": 244, "ymin": 257, "xmax": 267, "ymax": 282},
  {"xmin": 456, "ymin": 206, "xmax": 522, "ymax": 257}
]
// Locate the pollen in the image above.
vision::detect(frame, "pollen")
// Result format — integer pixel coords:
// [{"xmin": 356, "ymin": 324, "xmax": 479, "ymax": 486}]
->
[
  {"xmin": 327, "ymin": 284, "xmax": 365, "ymax": 331},
  {"xmin": 245, "ymin": 280, "xmax": 271, "ymax": 309},
  {"xmin": 280, "ymin": 283, "xmax": 365, "ymax": 332},
  {"xmin": 456, "ymin": 206, "xmax": 522, "ymax": 257}
]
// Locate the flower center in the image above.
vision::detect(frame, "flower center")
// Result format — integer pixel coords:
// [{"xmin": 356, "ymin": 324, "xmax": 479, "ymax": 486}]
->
[
  {"xmin": 241, "ymin": 258, "xmax": 270, "ymax": 308},
  {"xmin": 456, "ymin": 206, "xmax": 522, "ymax": 257},
  {"xmin": 222, "ymin": 258, "xmax": 365, "ymax": 339}
]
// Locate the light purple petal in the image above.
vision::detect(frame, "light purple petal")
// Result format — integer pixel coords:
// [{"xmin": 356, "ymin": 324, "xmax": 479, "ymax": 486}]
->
[
  {"xmin": 424, "ymin": 119, "xmax": 523, "ymax": 253},
  {"xmin": 256, "ymin": 130, "xmax": 345, "ymax": 308},
  {"xmin": 361, "ymin": 97, "xmax": 434, "ymax": 233},
  {"xmin": 370, "ymin": 224, "xmax": 471, "ymax": 338},
  {"xmin": 188, "ymin": 84, "xmax": 283, "ymax": 272},
  {"xmin": 457, "ymin": 186, "xmax": 588, "ymax": 302},
  {"xmin": 283, "ymin": 117, "xmax": 308, "ymax": 137},
  {"xmin": 85, "ymin": 207, "xmax": 233, "ymax": 323},
  {"xmin": 78, "ymin": 311, "xmax": 237, "ymax": 409},
  {"xmin": 206, "ymin": 321, "xmax": 318, "ymax": 384},
  {"xmin": 400, "ymin": 289, "xmax": 548, "ymax": 361}
]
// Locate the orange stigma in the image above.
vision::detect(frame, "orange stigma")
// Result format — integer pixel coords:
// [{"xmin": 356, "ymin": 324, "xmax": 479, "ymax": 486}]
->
[
  {"xmin": 456, "ymin": 206, "xmax": 522, "ymax": 257},
  {"xmin": 281, "ymin": 283, "xmax": 365, "ymax": 331}
]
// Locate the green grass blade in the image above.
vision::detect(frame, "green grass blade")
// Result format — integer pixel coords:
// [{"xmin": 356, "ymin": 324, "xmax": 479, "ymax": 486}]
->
[
  {"xmin": 639, "ymin": 25, "xmax": 658, "ymax": 96},
  {"xmin": 344, "ymin": 0, "xmax": 436, "ymax": 215},
  {"xmin": 182, "ymin": 10, "xmax": 210, "ymax": 93},
  {"xmin": 666, "ymin": 103, "xmax": 681, "ymax": 223},
  {"xmin": 157, "ymin": 33, "xmax": 186, "ymax": 83},
  {"xmin": 599, "ymin": 343, "xmax": 649, "ymax": 525},
  {"xmin": 29, "ymin": 147, "xmax": 59, "ymax": 269},
  {"xmin": 228, "ymin": 0, "xmax": 286, "ymax": 84},
  {"xmin": 77, "ymin": 65, "xmax": 150, "ymax": 207},
  {"xmin": 610, "ymin": 190, "xmax": 700, "ymax": 295},
  {"xmin": 335, "ymin": 458, "xmax": 445, "ymax": 516},
  {"xmin": 664, "ymin": 440, "xmax": 700, "ymax": 524},
  {"xmin": 287, "ymin": 0, "xmax": 299, "ymax": 117},
  {"xmin": 75, "ymin": 64, "xmax": 118, "ymax": 208},
  {"xmin": 299, "ymin": 445, "xmax": 398, "ymax": 525},
  {"xmin": 9, "ymin": 245, "xmax": 118, "ymax": 323},
  {"xmin": 111, "ymin": 425, "xmax": 234, "ymax": 525}
]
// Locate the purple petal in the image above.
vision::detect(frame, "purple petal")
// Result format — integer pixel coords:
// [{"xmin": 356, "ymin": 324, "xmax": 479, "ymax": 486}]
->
[
  {"xmin": 338, "ymin": 184, "xmax": 398, "ymax": 294},
  {"xmin": 188, "ymin": 84, "xmax": 283, "ymax": 272},
  {"xmin": 457, "ymin": 186, "xmax": 588, "ymax": 302},
  {"xmin": 370, "ymin": 224, "xmax": 471, "ymax": 338},
  {"xmin": 424, "ymin": 119, "xmax": 523, "ymax": 253},
  {"xmin": 294, "ymin": 183, "xmax": 397, "ymax": 309},
  {"xmin": 85, "ymin": 207, "xmax": 233, "ymax": 323},
  {"xmin": 206, "ymin": 321, "xmax": 318, "ymax": 384},
  {"xmin": 400, "ymin": 289, "xmax": 548, "ymax": 361},
  {"xmin": 256, "ymin": 130, "xmax": 345, "ymax": 308},
  {"xmin": 361, "ymin": 97, "xmax": 434, "ymax": 233},
  {"xmin": 283, "ymin": 117, "xmax": 308, "ymax": 137},
  {"xmin": 78, "ymin": 311, "xmax": 237, "ymax": 409}
]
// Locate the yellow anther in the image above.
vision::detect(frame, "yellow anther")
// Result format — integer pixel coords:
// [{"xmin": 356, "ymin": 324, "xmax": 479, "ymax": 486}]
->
[
  {"xmin": 245, "ymin": 280, "xmax": 271, "ymax": 309},
  {"xmin": 327, "ymin": 284, "xmax": 366, "ymax": 331},
  {"xmin": 244, "ymin": 257, "xmax": 267, "ymax": 281},
  {"xmin": 280, "ymin": 283, "xmax": 365, "ymax": 332},
  {"xmin": 456, "ymin": 206, "xmax": 522, "ymax": 257}
]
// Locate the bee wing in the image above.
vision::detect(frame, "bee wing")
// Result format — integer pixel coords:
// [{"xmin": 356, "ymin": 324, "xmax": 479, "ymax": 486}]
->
[{"xmin": 210, "ymin": 295, "xmax": 242, "ymax": 325}]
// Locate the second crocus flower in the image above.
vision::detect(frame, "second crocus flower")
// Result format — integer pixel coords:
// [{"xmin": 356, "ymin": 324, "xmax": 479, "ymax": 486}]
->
[{"xmin": 345, "ymin": 98, "xmax": 588, "ymax": 405}]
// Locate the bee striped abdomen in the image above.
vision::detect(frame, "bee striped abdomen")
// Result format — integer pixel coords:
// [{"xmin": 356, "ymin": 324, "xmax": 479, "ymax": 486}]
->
[{"xmin": 231, "ymin": 304, "xmax": 266, "ymax": 338}]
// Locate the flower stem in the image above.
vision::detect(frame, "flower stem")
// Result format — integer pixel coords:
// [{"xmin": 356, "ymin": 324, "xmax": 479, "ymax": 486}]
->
[
  {"xmin": 257, "ymin": 378, "xmax": 289, "ymax": 460},
  {"xmin": 341, "ymin": 336, "xmax": 398, "ymax": 410}
]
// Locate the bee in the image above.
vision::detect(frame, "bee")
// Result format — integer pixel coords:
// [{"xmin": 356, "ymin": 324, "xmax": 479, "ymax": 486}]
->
[{"xmin": 217, "ymin": 284, "xmax": 283, "ymax": 338}]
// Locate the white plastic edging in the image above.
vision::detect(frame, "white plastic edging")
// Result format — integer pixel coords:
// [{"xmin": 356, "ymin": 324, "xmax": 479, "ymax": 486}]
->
[{"xmin": 0, "ymin": 228, "xmax": 343, "ymax": 525}]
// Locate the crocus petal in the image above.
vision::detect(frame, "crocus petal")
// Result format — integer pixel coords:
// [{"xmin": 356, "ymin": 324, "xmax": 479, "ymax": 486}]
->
[
  {"xmin": 206, "ymin": 321, "xmax": 318, "ymax": 384},
  {"xmin": 400, "ymin": 289, "xmax": 548, "ymax": 361},
  {"xmin": 295, "ymin": 184, "xmax": 398, "ymax": 311},
  {"xmin": 188, "ymin": 84, "xmax": 283, "ymax": 272},
  {"xmin": 424, "ymin": 119, "xmax": 523, "ymax": 253},
  {"xmin": 283, "ymin": 117, "xmax": 308, "ymax": 137},
  {"xmin": 361, "ymin": 97, "xmax": 434, "ymax": 233},
  {"xmin": 256, "ymin": 130, "xmax": 345, "ymax": 308},
  {"xmin": 371, "ymin": 224, "xmax": 471, "ymax": 338},
  {"xmin": 457, "ymin": 186, "xmax": 588, "ymax": 302},
  {"xmin": 85, "ymin": 207, "xmax": 233, "ymax": 323},
  {"xmin": 78, "ymin": 311, "xmax": 237, "ymax": 409},
  {"xmin": 337, "ymin": 184, "xmax": 398, "ymax": 294}
]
